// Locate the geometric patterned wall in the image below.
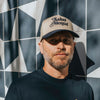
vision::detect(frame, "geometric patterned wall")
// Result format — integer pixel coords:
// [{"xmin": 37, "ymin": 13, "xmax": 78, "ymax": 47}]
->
[
  {"xmin": 87, "ymin": 0, "xmax": 100, "ymax": 100},
  {"xmin": 0, "ymin": 0, "xmax": 100, "ymax": 100}
]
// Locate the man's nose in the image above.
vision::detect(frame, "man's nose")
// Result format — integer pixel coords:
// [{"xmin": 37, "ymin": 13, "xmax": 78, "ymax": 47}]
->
[{"xmin": 57, "ymin": 42, "xmax": 66, "ymax": 50}]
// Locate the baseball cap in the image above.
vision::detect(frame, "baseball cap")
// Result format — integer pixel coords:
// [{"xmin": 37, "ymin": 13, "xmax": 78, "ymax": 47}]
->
[{"xmin": 40, "ymin": 15, "xmax": 79, "ymax": 41}]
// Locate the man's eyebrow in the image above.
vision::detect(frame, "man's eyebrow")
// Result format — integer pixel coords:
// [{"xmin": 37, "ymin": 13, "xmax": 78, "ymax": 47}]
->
[{"xmin": 64, "ymin": 35, "xmax": 72, "ymax": 38}]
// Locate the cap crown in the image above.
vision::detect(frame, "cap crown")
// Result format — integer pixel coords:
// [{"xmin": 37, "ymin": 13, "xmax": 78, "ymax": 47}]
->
[{"xmin": 40, "ymin": 15, "xmax": 79, "ymax": 40}]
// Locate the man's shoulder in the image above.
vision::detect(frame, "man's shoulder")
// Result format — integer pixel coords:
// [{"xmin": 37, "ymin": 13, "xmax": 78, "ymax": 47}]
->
[
  {"xmin": 11, "ymin": 69, "xmax": 41, "ymax": 87},
  {"xmin": 5, "ymin": 69, "xmax": 44, "ymax": 100},
  {"xmin": 69, "ymin": 76, "xmax": 93, "ymax": 91},
  {"xmin": 20, "ymin": 70, "xmax": 39, "ymax": 80}
]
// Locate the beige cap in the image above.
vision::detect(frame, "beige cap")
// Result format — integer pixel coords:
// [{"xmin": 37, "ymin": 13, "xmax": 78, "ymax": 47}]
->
[{"xmin": 40, "ymin": 15, "xmax": 79, "ymax": 41}]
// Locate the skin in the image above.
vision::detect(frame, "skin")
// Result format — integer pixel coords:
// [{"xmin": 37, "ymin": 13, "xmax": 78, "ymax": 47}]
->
[{"xmin": 39, "ymin": 31, "xmax": 76, "ymax": 79}]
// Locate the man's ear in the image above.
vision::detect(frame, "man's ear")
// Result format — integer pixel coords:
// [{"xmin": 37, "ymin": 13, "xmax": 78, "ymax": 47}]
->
[
  {"xmin": 74, "ymin": 42, "xmax": 76, "ymax": 48},
  {"xmin": 74, "ymin": 42, "xmax": 76, "ymax": 46},
  {"xmin": 38, "ymin": 42, "xmax": 43, "ymax": 54}
]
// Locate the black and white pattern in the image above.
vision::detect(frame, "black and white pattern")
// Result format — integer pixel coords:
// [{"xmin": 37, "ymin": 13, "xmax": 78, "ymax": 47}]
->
[{"xmin": 0, "ymin": 0, "xmax": 100, "ymax": 100}]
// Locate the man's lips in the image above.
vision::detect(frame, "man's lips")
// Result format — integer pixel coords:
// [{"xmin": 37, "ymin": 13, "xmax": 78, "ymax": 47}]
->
[{"xmin": 55, "ymin": 53, "xmax": 68, "ymax": 56}]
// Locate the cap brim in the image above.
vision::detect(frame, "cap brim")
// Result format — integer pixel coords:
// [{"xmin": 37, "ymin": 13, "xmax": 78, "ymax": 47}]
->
[{"xmin": 42, "ymin": 29, "xmax": 79, "ymax": 39}]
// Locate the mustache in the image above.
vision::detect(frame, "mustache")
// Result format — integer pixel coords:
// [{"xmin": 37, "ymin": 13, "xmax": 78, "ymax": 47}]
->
[{"xmin": 53, "ymin": 51, "xmax": 69, "ymax": 56}]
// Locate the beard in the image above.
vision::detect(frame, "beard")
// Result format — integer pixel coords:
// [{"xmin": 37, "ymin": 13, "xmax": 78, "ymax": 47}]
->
[
  {"xmin": 47, "ymin": 57, "xmax": 72, "ymax": 70},
  {"xmin": 43, "ymin": 50, "xmax": 74, "ymax": 70}
]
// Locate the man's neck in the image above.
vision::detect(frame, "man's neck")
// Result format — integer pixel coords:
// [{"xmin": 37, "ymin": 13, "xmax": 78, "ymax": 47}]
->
[{"xmin": 43, "ymin": 62, "xmax": 69, "ymax": 79}]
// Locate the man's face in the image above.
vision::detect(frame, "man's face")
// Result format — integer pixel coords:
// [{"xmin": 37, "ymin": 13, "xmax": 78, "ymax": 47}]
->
[{"xmin": 39, "ymin": 31, "xmax": 75, "ymax": 70}]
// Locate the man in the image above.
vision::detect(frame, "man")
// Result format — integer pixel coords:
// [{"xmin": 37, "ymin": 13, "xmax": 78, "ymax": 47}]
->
[{"xmin": 5, "ymin": 15, "xmax": 94, "ymax": 100}]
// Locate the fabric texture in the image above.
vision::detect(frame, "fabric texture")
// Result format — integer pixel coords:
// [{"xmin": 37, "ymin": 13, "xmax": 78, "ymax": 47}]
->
[{"xmin": 5, "ymin": 68, "xmax": 94, "ymax": 100}]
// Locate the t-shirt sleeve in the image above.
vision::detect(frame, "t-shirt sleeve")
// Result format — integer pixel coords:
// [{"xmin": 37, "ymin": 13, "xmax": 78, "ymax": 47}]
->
[
  {"xmin": 5, "ymin": 82, "xmax": 21, "ymax": 100},
  {"xmin": 90, "ymin": 88, "xmax": 94, "ymax": 100},
  {"xmin": 88, "ymin": 83, "xmax": 94, "ymax": 100},
  {"xmin": 91, "ymin": 90, "xmax": 94, "ymax": 100}
]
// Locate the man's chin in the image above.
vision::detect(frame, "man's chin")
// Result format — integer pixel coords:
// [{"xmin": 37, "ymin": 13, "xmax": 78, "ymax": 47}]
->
[
  {"xmin": 52, "ymin": 59, "xmax": 72, "ymax": 70},
  {"xmin": 53, "ymin": 65, "xmax": 68, "ymax": 70},
  {"xmin": 55, "ymin": 59, "xmax": 68, "ymax": 64},
  {"xmin": 52, "ymin": 62, "xmax": 68, "ymax": 70}
]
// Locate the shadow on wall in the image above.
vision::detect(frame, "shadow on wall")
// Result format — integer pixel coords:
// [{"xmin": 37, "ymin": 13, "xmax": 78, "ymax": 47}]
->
[{"xmin": 37, "ymin": 42, "xmax": 95, "ymax": 80}]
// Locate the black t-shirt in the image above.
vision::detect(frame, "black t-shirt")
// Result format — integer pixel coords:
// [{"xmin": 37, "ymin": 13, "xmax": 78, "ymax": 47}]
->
[{"xmin": 5, "ymin": 68, "xmax": 94, "ymax": 100}]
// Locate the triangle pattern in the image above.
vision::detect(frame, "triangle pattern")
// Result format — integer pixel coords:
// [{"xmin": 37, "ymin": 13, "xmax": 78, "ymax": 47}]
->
[
  {"xmin": 36, "ymin": 0, "xmax": 46, "ymax": 35},
  {"xmin": 0, "ymin": 0, "xmax": 9, "ymax": 13},
  {"xmin": 87, "ymin": 67, "xmax": 100, "ymax": 78},
  {"xmin": 11, "ymin": 9, "xmax": 18, "ymax": 41},
  {"xmin": 5, "ymin": 56, "xmax": 20, "ymax": 72},
  {"xmin": 73, "ymin": 23, "xmax": 86, "ymax": 48},
  {"xmin": 5, "ymin": 42, "xmax": 27, "ymax": 72},
  {"xmin": 0, "ymin": 39, "xmax": 4, "ymax": 69},
  {"xmin": 18, "ymin": 42, "xmax": 27, "ymax": 72},
  {"xmin": 0, "ymin": 57, "xmax": 3, "ymax": 69},
  {"xmin": 5, "ymin": 85, "xmax": 8, "ymax": 97},
  {"xmin": 19, "ymin": 1, "xmax": 37, "ymax": 19},
  {"xmin": 0, "ymin": 97, "xmax": 4, "ymax": 100}
]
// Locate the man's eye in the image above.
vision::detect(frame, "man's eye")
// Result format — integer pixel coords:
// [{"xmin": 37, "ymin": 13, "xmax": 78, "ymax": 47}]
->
[
  {"xmin": 63, "ymin": 39, "xmax": 71, "ymax": 45},
  {"xmin": 49, "ymin": 39, "xmax": 59, "ymax": 45}
]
